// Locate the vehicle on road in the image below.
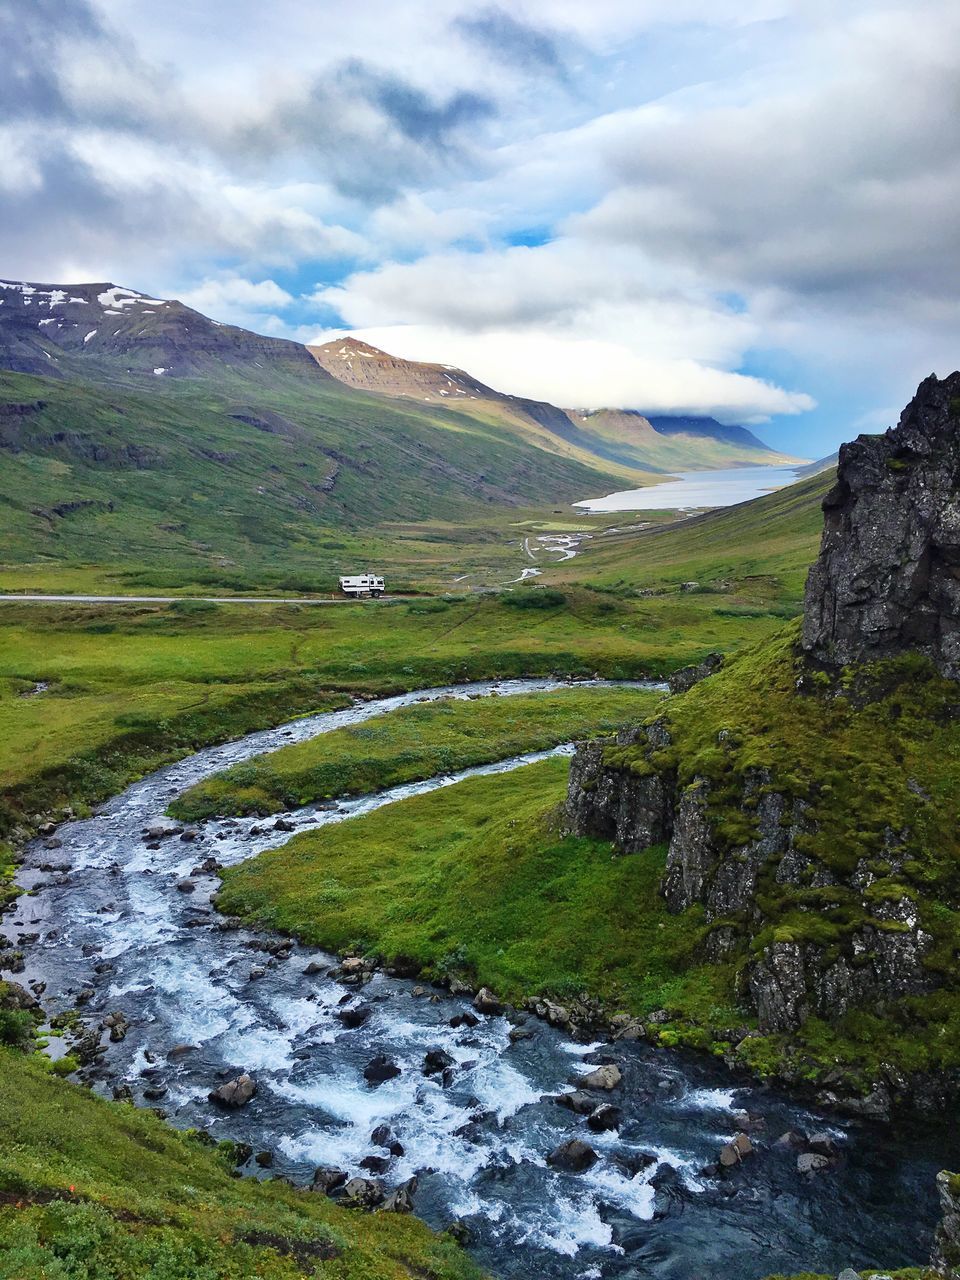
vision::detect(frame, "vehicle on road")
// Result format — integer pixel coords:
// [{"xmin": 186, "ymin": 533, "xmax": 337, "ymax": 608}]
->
[{"xmin": 338, "ymin": 573, "xmax": 385, "ymax": 598}]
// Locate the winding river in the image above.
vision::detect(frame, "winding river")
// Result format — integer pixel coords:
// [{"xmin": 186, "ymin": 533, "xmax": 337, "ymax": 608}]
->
[{"xmin": 4, "ymin": 679, "xmax": 954, "ymax": 1279}]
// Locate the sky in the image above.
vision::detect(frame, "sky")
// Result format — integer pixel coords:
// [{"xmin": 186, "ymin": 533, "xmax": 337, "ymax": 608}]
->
[{"xmin": 2, "ymin": 0, "xmax": 959, "ymax": 457}]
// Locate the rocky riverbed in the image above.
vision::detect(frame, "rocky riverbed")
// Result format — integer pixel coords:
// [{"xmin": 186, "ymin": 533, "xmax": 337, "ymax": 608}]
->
[{"xmin": 2, "ymin": 679, "xmax": 955, "ymax": 1279}]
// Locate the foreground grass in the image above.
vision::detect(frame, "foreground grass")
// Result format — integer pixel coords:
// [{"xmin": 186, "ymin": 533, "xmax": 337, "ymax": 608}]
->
[
  {"xmin": 170, "ymin": 686, "xmax": 663, "ymax": 821},
  {"xmin": 217, "ymin": 758, "xmax": 738, "ymax": 1025},
  {"xmin": 0, "ymin": 1049, "xmax": 483, "ymax": 1280}
]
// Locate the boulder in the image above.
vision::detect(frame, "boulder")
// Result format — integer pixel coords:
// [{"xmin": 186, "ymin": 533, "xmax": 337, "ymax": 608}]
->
[
  {"xmin": 338, "ymin": 1005, "xmax": 371, "ymax": 1029},
  {"xmin": 807, "ymin": 1132, "xmax": 840, "ymax": 1158},
  {"xmin": 450, "ymin": 1011, "xmax": 480, "ymax": 1029},
  {"xmin": 208, "ymin": 1073, "xmax": 257, "ymax": 1108},
  {"xmin": 423, "ymin": 1048, "xmax": 456, "ymax": 1076},
  {"xmin": 359, "ymin": 1155, "xmax": 390, "ymax": 1175},
  {"xmin": 102, "ymin": 1011, "xmax": 128, "ymax": 1043},
  {"xmin": 380, "ymin": 1176, "xmax": 417, "ymax": 1213},
  {"xmin": 547, "ymin": 1138, "xmax": 599, "ymax": 1173},
  {"xmin": 473, "ymin": 987, "xmax": 503, "ymax": 1016},
  {"xmin": 587, "ymin": 1104, "xmax": 621, "ymax": 1132},
  {"xmin": 797, "ymin": 1151, "xmax": 831, "ymax": 1176},
  {"xmin": 363, "ymin": 1054, "xmax": 401, "ymax": 1086},
  {"xmin": 577, "ymin": 1063, "xmax": 621, "ymax": 1091},
  {"xmin": 554, "ymin": 1090, "xmax": 598, "ymax": 1115},
  {"xmin": 341, "ymin": 1177, "xmax": 385, "ymax": 1209},
  {"xmin": 718, "ymin": 1133, "xmax": 753, "ymax": 1167},
  {"xmin": 508, "ymin": 1026, "xmax": 533, "ymax": 1043},
  {"xmin": 311, "ymin": 1166, "xmax": 347, "ymax": 1195}
]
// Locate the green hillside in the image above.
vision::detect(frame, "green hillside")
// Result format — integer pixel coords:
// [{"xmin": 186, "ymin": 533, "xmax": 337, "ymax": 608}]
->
[
  {"xmin": 0, "ymin": 366, "xmax": 636, "ymax": 580},
  {"xmin": 0, "ymin": 1045, "xmax": 481, "ymax": 1280},
  {"xmin": 556, "ymin": 470, "xmax": 832, "ymax": 600}
]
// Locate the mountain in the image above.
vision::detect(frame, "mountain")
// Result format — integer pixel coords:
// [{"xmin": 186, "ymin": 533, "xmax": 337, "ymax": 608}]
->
[
  {"xmin": 567, "ymin": 408, "xmax": 799, "ymax": 472},
  {"xmin": 0, "ymin": 280, "xmax": 654, "ymax": 581},
  {"xmin": 794, "ymin": 450, "xmax": 838, "ymax": 478},
  {"xmin": 0, "ymin": 280, "xmax": 317, "ymax": 381},
  {"xmin": 311, "ymin": 337, "xmax": 802, "ymax": 473}
]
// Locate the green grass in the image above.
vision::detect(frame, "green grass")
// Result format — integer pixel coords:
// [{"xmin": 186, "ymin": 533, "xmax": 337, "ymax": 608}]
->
[
  {"xmin": 216, "ymin": 758, "xmax": 738, "ymax": 1028},
  {"xmin": 0, "ymin": 585, "xmax": 796, "ymax": 849},
  {"xmin": 0, "ymin": 1048, "xmax": 484, "ymax": 1280},
  {"xmin": 169, "ymin": 686, "xmax": 664, "ymax": 821},
  {"xmin": 0, "ymin": 364, "xmax": 638, "ymax": 589},
  {"xmin": 557, "ymin": 471, "xmax": 832, "ymax": 600}
]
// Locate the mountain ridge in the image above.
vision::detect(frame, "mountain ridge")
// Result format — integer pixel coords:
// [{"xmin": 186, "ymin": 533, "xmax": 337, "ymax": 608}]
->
[{"xmin": 310, "ymin": 335, "xmax": 804, "ymax": 473}]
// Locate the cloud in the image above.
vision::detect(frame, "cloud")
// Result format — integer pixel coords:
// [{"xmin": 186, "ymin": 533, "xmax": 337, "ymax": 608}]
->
[
  {"xmin": 177, "ymin": 276, "xmax": 295, "ymax": 316},
  {"xmin": 454, "ymin": 8, "xmax": 570, "ymax": 80},
  {"xmin": 3, "ymin": 0, "xmax": 959, "ymax": 446},
  {"xmin": 312, "ymin": 240, "xmax": 815, "ymax": 418},
  {"xmin": 314, "ymin": 322, "xmax": 813, "ymax": 420}
]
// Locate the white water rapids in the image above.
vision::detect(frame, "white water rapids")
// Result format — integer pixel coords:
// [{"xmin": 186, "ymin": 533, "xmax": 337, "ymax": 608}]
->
[{"xmin": 3, "ymin": 678, "xmax": 951, "ymax": 1279}]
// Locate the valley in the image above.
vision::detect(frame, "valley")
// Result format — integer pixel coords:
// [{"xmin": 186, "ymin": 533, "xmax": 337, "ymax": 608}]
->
[{"xmin": 0, "ymin": 279, "xmax": 957, "ymax": 1280}]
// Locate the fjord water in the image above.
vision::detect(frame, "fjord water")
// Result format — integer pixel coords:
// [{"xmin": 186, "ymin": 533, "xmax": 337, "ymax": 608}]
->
[
  {"xmin": 7, "ymin": 679, "xmax": 951, "ymax": 1279},
  {"xmin": 574, "ymin": 465, "xmax": 805, "ymax": 513}
]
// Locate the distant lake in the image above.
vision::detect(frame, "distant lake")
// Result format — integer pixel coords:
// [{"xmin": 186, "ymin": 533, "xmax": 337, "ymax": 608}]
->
[{"xmin": 573, "ymin": 464, "xmax": 807, "ymax": 514}]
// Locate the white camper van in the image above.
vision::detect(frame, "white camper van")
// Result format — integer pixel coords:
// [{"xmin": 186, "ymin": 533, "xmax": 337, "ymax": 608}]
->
[{"xmin": 338, "ymin": 573, "xmax": 385, "ymax": 598}]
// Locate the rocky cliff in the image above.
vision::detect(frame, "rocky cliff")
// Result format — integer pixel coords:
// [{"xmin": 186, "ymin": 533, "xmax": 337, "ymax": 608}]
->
[
  {"xmin": 564, "ymin": 375, "xmax": 960, "ymax": 1106},
  {"xmin": 803, "ymin": 372, "xmax": 960, "ymax": 678}
]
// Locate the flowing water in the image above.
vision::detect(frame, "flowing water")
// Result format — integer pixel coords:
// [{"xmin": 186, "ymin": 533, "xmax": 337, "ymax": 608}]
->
[{"xmin": 4, "ymin": 678, "xmax": 953, "ymax": 1279}]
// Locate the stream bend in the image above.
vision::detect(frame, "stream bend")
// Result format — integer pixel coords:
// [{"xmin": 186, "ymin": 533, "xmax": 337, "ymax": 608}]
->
[{"xmin": 5, "ymin": 678, "xmax": 951, "ymax": 1280}]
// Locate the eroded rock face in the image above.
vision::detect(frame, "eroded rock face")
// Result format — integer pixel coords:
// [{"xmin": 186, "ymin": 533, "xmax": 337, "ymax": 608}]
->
[
  {"xmin": 802, "ymin": 371, "xmax": 960, "ymax": 678},
  {"xmin": 565, "ymin": 722, "xmax": 674, "ymax": 854},
  {"xmin": 933, "ymin": 1171, "xmax": 960, "ymax": 1277}
]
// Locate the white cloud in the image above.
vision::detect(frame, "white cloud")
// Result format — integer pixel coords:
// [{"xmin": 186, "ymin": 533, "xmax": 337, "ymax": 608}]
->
[
  {"xmin": 320, "ymin": 323, "xmax": 813, "ymax": 420},
  {"xmin": 178, "ymin": 276, "xmax": 295, "ymax": 316}
]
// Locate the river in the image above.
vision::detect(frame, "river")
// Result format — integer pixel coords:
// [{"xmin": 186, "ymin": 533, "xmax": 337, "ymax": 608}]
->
[
  {"xmin": 4, "ymin": 678, "xmax": 952, "ymax": 1279},
  {"xmin": 574, "ymin": 465, "xmax": 806, "ymax": 514}
]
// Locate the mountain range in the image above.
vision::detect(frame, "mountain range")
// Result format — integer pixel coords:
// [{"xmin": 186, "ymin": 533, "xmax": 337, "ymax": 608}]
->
[
  {"xmin": 0, "ymin": 278, "xmax": 801, "ymax": 580},
  {"xmin": 309, "ymin": 335, "xmax": 799, "ymax": 474}
]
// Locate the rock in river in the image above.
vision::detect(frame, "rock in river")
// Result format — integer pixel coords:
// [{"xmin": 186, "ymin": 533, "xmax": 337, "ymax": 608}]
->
[
  {"xmin": 208, "ymin": 1072, "xmax": 257, "ymax": 1108},
  {"xmin": 363, "ymin": 1053, "xmax": 401, "ymax": 1086},
  {"xmin": 547, "ymin": 1138, "xmax": 599, "ymax": 1173},
  {"xmin": 311, "ymin": 1166, "xmax": 347, "ymax": 1195},
  {"xmin": 577, "ymin": 1063, "xmax": 622, "ymax": 1091}
]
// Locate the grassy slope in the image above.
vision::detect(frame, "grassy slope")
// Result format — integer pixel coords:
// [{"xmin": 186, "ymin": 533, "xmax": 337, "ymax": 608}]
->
[
  {"xmin": 558, "ymin": 471, "xmax": 832, "ymax": 598},
  {"xmin": 0, "ymin": 1049, "xmax": 482, "ymax": 1280},
  {"xmin": 169, "ymin": 686, "xmax": 663, "ymax": 820},
  {"xmin": 217, "ymin": 758, "xmax": 736, "ymax": 1025},
  {"xmin": 0, "ymin": 366, "xmax": 640, "ymax": 582}
]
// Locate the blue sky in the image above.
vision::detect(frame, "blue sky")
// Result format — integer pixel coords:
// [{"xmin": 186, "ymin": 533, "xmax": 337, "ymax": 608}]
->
[{"xmin": 3, "ymin": 0, "xmax": 959, "ymax": 458}]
